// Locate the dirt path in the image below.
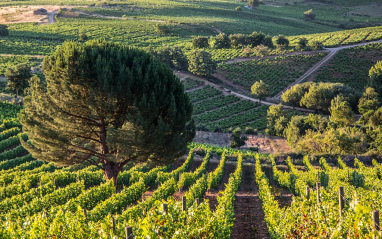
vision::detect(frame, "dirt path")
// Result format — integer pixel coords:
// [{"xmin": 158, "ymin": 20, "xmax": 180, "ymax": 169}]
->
[
  {"xmin": 204, "ymin": 160, "xmax": 236, "ymax": 211},
  {"xmin": 232, "ymin": 165, "xmax": 270, "ymax": 239},
  {"xmin": 177, "ymin": 39, "xmax": 382, "ymax": 113},
  {"xmin": 49, "ymin": 10, "xmax": 58, "ymax": 23},
  {"xmin": 177, "ymin": 71, "xmax": 316, "ymax": 113},
  {"xmin": 270, "ymin": 39, "xmax": 382, "ymax": 100}
]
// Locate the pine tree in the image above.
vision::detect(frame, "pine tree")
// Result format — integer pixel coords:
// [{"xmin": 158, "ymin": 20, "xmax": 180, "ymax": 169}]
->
[
  {"xmin": 19, "ymin": 40, "xmax": 195, "ymax": 187},
  {"xmin": 5, "ymin": 63, "xmax": 31, "ymax": 97}
]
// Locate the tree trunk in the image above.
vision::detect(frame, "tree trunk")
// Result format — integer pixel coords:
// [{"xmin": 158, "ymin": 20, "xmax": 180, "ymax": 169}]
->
[{"xmin": 104, "ymin": 161, "xmax": 120, "ymax": 188}]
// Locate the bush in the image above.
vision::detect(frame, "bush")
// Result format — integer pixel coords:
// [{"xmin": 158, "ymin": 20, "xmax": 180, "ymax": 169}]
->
[
  {"xmin": 150, "ymin": 45, "xmax": 189, "ymax": 71},
  {"xmin": 188, "ymin": 50, "xmax": 217, "ymax": 76},
  {"xmin": 79, "ymin": 33, "xmax": 88, "ymax": 42},
  {"xmin": 192, "ymin": 36, "xmax": 209, "ymax": 48},
  {"xmin": 297, "ymin": 38, "xmax": 309, "ymax": 49},
  {"xmin": 262, "ymin": 35, "xmax": 274, "ymax": 48},
  {"xmin": 243, "ymin": 47, "xmax": 253, "ymax": 57},
  {"xmin": 229, "ymin": 34, "xmax": 247, "ymax": 48},
  {"xmin": 210, "ymin": 33, "xmax": 230, "ymax": 49},
  {"xmin": 235, "ymin": 6, "xmax": 242, "ymax": 11},
  {"xmin": 155, "ymin": 24, "xmax": 170, "ymax": 34},
  {"xmin": 0, "ymin": 24, "xmax": 9, "ymax": 37},
  {"xmin": 253, "ymin": 45, "xmax": 269, "ymax": 57},
  {"xmin": 248, "ymin": 31, "xmax": 265, "ymax": 47},
  {"xmin": 304, "ymin": 9, "xmax": 316, "ymax": 20},
  {"xmin": 245, "ymin": 127, "xmax": 257, "ymax": 135},
  {"xmin": 276, "ymin": 34, "xmax": 289, "ymax": 47},
  {"xmin": 248, "ymin": 0, "xmax": 262, "ymax": 8},
  {"xmin": 310, "ymin": 41, "xmax": 323, "ymax": 50}
]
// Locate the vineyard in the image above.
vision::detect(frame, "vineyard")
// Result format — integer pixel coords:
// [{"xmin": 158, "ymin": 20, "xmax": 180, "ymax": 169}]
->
[
  {"xmin": 257, "ymin": 155, "xmax": 382, "ymax": 238},
  {"xmin": 288, "ymin": 26, "xmax": 382, "ymax": 48},
  {"xmin": 0, "ymin": 55, "xmax": 41, "ymax": 75},
  {"xmin": 0, "ymin": 112, "xmax": 381, "ymax": 238},
  {"xmin": 313, "ymin": 43, "xmax": 382, "ymax": 91},
  {"xmin": 218, "ymin": 53, "xmax": 327, "ymax": 96},
  {"xmin": 183, "ymin": 79, "xmax": 269, "ymax": 132}
]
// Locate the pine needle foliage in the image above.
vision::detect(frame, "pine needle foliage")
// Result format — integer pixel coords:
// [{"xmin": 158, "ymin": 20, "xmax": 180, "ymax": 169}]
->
[{"xmin": 19, "ymin": 40, "xmax": 195, "ymax": 186}]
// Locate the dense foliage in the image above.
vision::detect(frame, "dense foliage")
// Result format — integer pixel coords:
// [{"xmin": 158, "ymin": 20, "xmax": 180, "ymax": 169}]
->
[{"xmin": 20, "ymin": 40, "xmax": 195, "ymax": 186}]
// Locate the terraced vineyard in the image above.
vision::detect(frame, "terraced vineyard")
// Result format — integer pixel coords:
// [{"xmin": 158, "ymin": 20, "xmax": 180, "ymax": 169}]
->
[
  {"xmin": 1, "ymin": 117, "xmax": 382, "ymax": 238},
  {"xmin": 0, "ymin": 119, "xmax": 263, "ymax": 238},
  {"xmin": 288, "ymin": 26, "xmax": 382, "ymax": 48},
  {"xmin": 218, "ymin": 53, "xmax": 327, "ymax": 96},
  {"xmin": 257, "ymin": 155, "xmax": 382, "ymax": 238},
  {"xmin": 184, "ymin": 79, "xmax": 269, "ymax": 132},
  {"xmin": 0, "ymin": 55, "xmax": 42, "ymax": 75},
  {"xmin": 313, "ymin": 43, "xmax": 382, "ymax": 91}
]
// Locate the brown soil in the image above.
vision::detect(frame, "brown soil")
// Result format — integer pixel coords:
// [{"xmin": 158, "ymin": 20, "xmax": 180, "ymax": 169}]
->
[
  {"xmin": 231, "ymin": 165, "xmax": 270, "ymax": 239},
  {"xmin": 194, "ymin": 131, "xmax": 294, "ymax": 155},
  {"xmin": 204, "ymin": 161, "xmax": 236, "ymax": 211},
  {"xmin": 0, "ymin": 5, "xmax": 64, "ymax": 24},
  {"xmin": 0, "ymin": 143, "xmax": 20, "ymax": 154}
]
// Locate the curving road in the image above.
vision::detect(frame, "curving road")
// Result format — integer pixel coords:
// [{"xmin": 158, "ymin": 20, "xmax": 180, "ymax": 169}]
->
[
  {"xmin": 177, "ymin": 37, "xmax": 382, "ymax": 113},
  {"xmin": 271, "ymin": 39, "xmax": 382, "ymax": 100},
  {"xmin": 49, "ymin": 10, "xmax": 59, "ymax": 24}
]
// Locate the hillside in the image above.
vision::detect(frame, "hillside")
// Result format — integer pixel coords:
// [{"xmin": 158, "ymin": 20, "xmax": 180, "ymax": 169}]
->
[{"xmin": 0, "ymin": 0, "xmax": 382, "ymax": 238}]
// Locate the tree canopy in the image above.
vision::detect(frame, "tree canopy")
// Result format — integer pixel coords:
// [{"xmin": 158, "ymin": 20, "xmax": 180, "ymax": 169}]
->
[
  {"xmin": 230, "ymin": 127, "xmax": 247, "ymax": 148},
  {"xmin": 329, "ymin": 95, "xmax": 355, "ymax": 126},
  {"xmin": 5, "ymin": 63, "xmax": 31, "ymax": 97},
  {"xmin": 303, "ymin": 9, "xmax": 316, "ymax": 20},
  {"xmin": 19, "ymin": 40, "xmax": 195, "ymax": 187},
  {"xmin": 368, "ymin": 61, "xmax": 382, "ymax": 95},
  {"xmin": 188, "ymin": 50, "xmax": 216, "ymax": 76},
  {"xmin": 283, "ymin": 82, "xmax": 359, "ymax": 113},
  {"xmin": 251, "ymin": 80, "xmax": 270, "ymax": 102},
  {"xmin": 0, "ymin": 24, "xmax": 8, "ymax": 36}
]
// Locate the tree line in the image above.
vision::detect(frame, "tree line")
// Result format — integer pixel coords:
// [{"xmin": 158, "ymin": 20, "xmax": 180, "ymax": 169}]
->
[{"xmin": 266, "ymin": 61, "xmax": 382, "ymax": 158}]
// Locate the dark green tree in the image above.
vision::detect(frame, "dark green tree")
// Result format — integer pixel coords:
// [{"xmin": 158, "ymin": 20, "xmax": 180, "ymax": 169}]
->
[
  {"xmin": 284, "ymin": 115, "xmax": 311, "ymax": 146},
  {"xmin": 5, "ymin": 63, "xmax": 31, "ymax": 97},
  {"xmin": 211, "ymin": 33, "xmax": 230, "ymax": 49},
  {"xmin": 262, "ymin": 35, "xmax": 274, "ymax": 48},
  {"xmin": 276, "ymin": 35, "xmax": 289, "ymax": 47},
  {"xmin": 300, "ymin": 82, "xmax": 359, "ymax": 113},
  {"xmin": 282, "ymin": 82, "xmax": 313, "ymax": 108},
  {"xmin": 368, "ymin": 61, "xmax": 382, "ymax": 95},
  {"xmin": 310, "ymin": 41, "xmax": 323, "ymax": 50},
  {"xmin": 297, "ymin": 38, "xmax": 309, "ymax": 49},
  {"xmin": 358, "ymin": 87, "xmax": 380, "ymax": 124},
  {"xmin": 248, "ymin": 31, "xmax": 265, "ymax": 48},
  {"xmin": 188, "ymin": 50, "xmax": 217, "ymax": 76},
  {"xmin": 329, "ymin": 95, "xmax": 355, "ymax": 126},
  {"xmin": 370, "ymin": 107, "xmax": 382, "ymax": 128},
  {"xmin": 304, "ymin": 9, "xmax": 316, "ymax": 20},
  {"xmin": 79, "ymin": 32, "xmax": 88, "ymax": 42},
  {"xmin": 19, "ymin": 40, "xmax": 195, "ymax": 187},
  {"xmin": 0, "ymin": 24, "xmax": 9, "ymax": 36},
  {"xmin": 151, "ymin": 45, "xmax": 188, "ymax": 70},
  {"xmin": 266, "ymin": 104, "xmax": 286, "ymax": 136},
  {"xmin": 192, "ymin": 36, "xmax": 209, "ymax": 49},
  {"xmin": 248, "ymin": 0, "xmax": 262, "ymax": 8},
  {"xmin": 251, "ymin": 80, "xmax": 270, "ymax": 102},
  {"xmin": 154, "ymin": 24, "xmax": 170, "ymax": 35},
  {"xmin": 230, "ymin": 127, "xmax": 247, "ymax": 148},
  {"xmin": 229, "ymin": 34, "xmax": 247, "ymax": 48}
]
